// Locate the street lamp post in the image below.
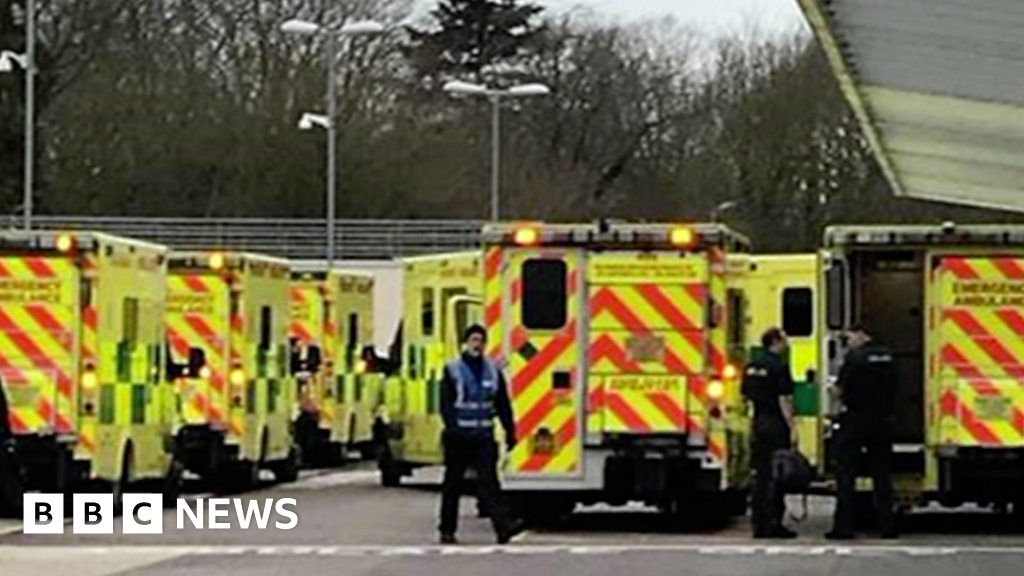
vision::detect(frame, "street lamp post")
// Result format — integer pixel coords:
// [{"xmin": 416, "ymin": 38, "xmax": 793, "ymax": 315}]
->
[
  {"xmin": 25, "ymin": 0, "xmax": 34, "ymax": 231},
  {"xmin": 710, "ymin": 200, "xmax": 738, "ymax": 223},
  {"xmin": 281, "ymin": 18, "xmax": 384, "ymax": 269},
  {"xmin": 1, "ymin": 0, "xmax": 35, "ymax": 230},
  {"xmin": 443, "ymin": 81, "xmax": 551, "ymax": 222}
]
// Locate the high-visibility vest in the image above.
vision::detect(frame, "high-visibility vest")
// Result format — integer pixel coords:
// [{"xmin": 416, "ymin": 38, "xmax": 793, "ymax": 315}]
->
[{"xmin": 447, "ymin": 357, "xmax": 498, "ymax": 432}]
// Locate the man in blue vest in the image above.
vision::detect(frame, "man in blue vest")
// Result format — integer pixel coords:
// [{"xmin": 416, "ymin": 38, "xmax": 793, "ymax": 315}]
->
[{"xmin": 438, "ymin": 324, "xmax": 517, "ymax": 545}]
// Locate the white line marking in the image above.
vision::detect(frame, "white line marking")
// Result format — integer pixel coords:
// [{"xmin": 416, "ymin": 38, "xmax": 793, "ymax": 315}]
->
[
  {"xmin": 287, "ymin": 470, "xmax": 381, "ymax": 489},
  {"xmin": 7, "ymin": 542, "xmax": 1024, "ymax": 559}
]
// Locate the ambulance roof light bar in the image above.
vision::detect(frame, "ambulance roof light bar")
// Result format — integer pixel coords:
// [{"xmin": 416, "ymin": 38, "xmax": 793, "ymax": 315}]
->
[{"xmin": 825, "ymin": 224, "xmax": 1024, "ymax": 248}]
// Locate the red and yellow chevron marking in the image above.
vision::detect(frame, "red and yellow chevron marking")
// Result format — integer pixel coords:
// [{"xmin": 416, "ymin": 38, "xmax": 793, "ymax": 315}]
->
[
  {"xmin": 937, "ymin": 256, "xmax": 1024, "ymax": 446},
  {"xmin": 588, "ymin": 284, "xmax": 705, "ymax": 434},
  {"xmin": 585, "ymin": 280, "xmax": 724, "ymax": 460},
  {"xmin": 167, "ymin": 274, "xmax": 230, "ymax": 429},
  {"xmin": 290, "ymin": 285, "xmax": 319, "ymax": 345},
  {"xmin": 0, "ymin": 257, "xmax": 77, "ymax": 438},
  {"xmin": 290, "ymin": 281, "xmax": 328, "ymax": 418},
  {"xmin": 505, "ymin": 251, "xmax": 582, "ymax": 476},
  {"xmin": 484, "ymin": 247, "xmax": 505, "ymax": 362}
]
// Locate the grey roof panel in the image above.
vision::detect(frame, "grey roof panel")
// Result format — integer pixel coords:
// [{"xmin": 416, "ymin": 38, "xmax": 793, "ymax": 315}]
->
[{"xmin": 799, "ymin": 0, "xmax": 1024, "ymax": 211}]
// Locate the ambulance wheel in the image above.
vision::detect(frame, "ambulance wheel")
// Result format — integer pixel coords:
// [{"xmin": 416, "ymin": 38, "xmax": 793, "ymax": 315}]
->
[
  {"xmin": 378, "ymin": 446, "xmax": 402, "ymax": 488},
  {"xmin": 0, "ymin": 443, "xmax": 24, "ymax": 518},
  {"xmin": 228, "ymin": 460, "xmax": 260, "ymax": 491},
  {"xmin": 359, "ymin": 444, "xmax": 377, "ymax": 462},
  {"xmin": 162, "ymin": 458, "xmax": 185, "ymax": 506},
  {"xmin": 512, "ymin": 495, "xmax": 573, "ymax": 527},
  {"xmin": 110, "ymin": 446, "xmax": 134, "ymax": 513},
  {"xmin": 273, "ymin": 446, "xmax": 301, "ymax": 484},
  {"xmin": 45, "ymin": 448, "xmax": 72, "ymax": 494}
]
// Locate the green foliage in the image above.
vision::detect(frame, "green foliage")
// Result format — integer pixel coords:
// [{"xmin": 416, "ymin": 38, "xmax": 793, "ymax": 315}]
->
[
  {"xmin": 404, "ymin": 0, "xmax": 545, "ymax": 83},
  {"xmin": 0, "ymin": 0, "xmax": 1014, "ymax": 250}
]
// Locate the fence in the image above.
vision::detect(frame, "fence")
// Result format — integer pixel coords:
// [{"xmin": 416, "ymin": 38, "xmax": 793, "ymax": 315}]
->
[{"xmin": 12, "ymin": 216, "xmax": 484, "ymax": 259}]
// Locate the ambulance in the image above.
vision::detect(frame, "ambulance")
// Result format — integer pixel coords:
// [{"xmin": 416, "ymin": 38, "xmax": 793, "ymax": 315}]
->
[
  {"xmin": 820, "ymin": 224, "xmax": 1024, "ymax": 510},
  {"xmin": 166, "ymin": 251, "xmax": 298, "ymax": 487},
  {"xmin": 482, "ymin": 222, "xmax": 751, "ymax": 521},
  {"xmin": 0, "ymin": 231, "xmax": 178, "ymax": 502},
  {"xmin": 290, "ymin": 266, "xmax": 379, "ymax": 465},
  {"xmin": 744, "ymin": 254, "xmax": 821, "ymax": 464},
  {"xmin": 376, "ymin": 252, "xmax": 482, "ymax": 486}
]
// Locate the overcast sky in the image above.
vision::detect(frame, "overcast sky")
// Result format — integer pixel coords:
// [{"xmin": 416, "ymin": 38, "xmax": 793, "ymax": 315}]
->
[{"xmin": 414, "ymin": 0, "xmax": 808, "ymax": 36}]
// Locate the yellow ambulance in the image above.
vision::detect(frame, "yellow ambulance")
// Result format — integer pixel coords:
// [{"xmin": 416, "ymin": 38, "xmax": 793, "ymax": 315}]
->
[
  {"xmin": 0, "ymin": 231, "xmax": 178, "ymax": 503},
  {"xmin": 166, "ymin": 251, "xmax": 298, "ymax": 487}
]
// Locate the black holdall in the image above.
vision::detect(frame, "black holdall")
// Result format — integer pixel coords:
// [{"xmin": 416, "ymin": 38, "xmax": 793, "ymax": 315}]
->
[
  {"xmin": 772, "ymin": 448, "xmax": 814, "ymax": 492},
  {"xmin": 771, "ymin": 448, "xmax": 814, "ymax": 522}
]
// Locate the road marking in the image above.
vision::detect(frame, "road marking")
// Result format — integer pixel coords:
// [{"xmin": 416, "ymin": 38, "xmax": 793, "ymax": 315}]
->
[
  {"xmin": 287, "ymin": 469, "xmax": 381, "ymax": 490},
  {"xmin": 6, "ymin": 543, "xmax": 1024, "ymax": 558}
]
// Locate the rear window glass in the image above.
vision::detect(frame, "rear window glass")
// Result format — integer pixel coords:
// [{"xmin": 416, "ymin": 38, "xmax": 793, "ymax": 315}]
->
[
  {"xmin": 782, "ymin": 287, "xmax": 814, "ymax": 337},
  {"xmin": 522, "ymin": 259, "xmax": 567, "ymax": 330}
]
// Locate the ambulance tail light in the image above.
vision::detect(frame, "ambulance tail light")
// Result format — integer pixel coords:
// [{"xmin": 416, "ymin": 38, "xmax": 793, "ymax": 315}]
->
[
  {"xmin": 81, "ymin": 365, "xmax": 98, "ymax": 415},
  {"xmin": 513, "ymin": 226, "xmax": 540, "ymax": 246},
  {"xmin": 722, "ymin": 363, "xmax": 738, "ymax": 381},
  {"xmin": 707, "ymin": 380, "xmax": 725, "ymax": 402},
  {"xmin": 230, "ymin": 367, "xmax": 246, "ymax": 407}
]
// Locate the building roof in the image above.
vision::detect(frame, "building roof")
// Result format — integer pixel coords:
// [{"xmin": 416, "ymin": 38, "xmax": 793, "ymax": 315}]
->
[{"xmin": 799, "ymin": 0, "xmax": 1024, "ymax": 210}]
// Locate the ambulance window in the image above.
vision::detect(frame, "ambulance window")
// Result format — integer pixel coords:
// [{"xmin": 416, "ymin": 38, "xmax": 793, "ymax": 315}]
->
[
  {"xmin": 454, "ymin": 301, "xmax": 471, "ymax": 341},
  {"xmin": 259, "ymin": 306, "xmax": 272, "ymax": 350},
  {"xmin": 727, "ymin": 289, "xmax": 745, "ymax": 347},
  {"xmin": 441, "ymin": 287, "xmax": 467, "ymax": 337},
  {"xmin": 782, "ymin": 287, "xmax": 813, "ymax": 337},
  {"xmin": 421, "ymin": 288, "xmax": 435, "ymax": 337},
  {"xmin": 522, "ymin": 259, "xmax": 567, "ymax": 330},
  {"xmin": 122, "ymin": 298, "xmax": 139, "ymax": 347}
]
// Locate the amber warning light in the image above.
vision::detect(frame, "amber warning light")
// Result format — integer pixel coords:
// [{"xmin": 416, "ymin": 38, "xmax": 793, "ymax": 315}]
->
[
  {"xmin": 513, "ymin": 227, "xmax": 540, "ymax": 246},
  {"xmin": 670, "ymin": 227, "xmax": 695, "ymax": 248}
]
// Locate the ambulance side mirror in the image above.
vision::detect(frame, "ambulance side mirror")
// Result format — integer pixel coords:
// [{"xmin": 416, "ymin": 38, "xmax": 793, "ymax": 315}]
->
[{"xmin": 187, "ymin": 347, "xmax": 206, "ymax": 376}]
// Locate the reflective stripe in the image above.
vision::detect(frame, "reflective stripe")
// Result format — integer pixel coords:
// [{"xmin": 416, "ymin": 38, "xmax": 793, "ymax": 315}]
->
[
  {"xmin": 457, "ymin": 419, "xmax": 494, "ymax": 428},
  {"xmin": 447, "ymin": 358, "xmax": 498, "ymax": 431}
]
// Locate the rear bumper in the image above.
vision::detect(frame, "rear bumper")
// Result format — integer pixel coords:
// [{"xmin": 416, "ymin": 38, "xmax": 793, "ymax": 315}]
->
[
  {"xmin": 504, "ymin": 443, "xmax": 723, "ymax": 503},
  {"xmin": 937, "ymin": 447, "xmax": 1024, "ymax": 503}
]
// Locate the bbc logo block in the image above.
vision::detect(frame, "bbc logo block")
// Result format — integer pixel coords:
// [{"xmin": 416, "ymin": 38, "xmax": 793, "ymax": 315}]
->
[
  {"xmin": 23, "ymin": 493, "xmax": 163, "ymax": 535},
  {"xmin": 22, "ymin": 494, "xmax": 298, "ymax": 534}
]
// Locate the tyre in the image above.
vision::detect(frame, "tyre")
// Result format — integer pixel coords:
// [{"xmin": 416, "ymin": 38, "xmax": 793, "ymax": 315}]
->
[
  {"xmin": 378, "ymin": 444, "xmax": 402, "ymax": 488},
  {"xmin": 511, "ymin": 494, "xmax": 574, "ymax": 527},
  {"xmin": 109, "ymin": 445, "xmax": 133, "ymax": 514},
  {"xmin": 272, "ymin": 446, "xmax": 301, "ymax": 484},
  {"xmin": 227, "ymin": 459, "xmax": 260, "ymax": 492},
  {"xmin": 162, "ymin": 458, "xmax": 185, "ymax": 506},
  {"xmin": 0, "ymin": 443, "xmax": 24, "ymax": 518},
  {"xmin": 358, "ymin": 443, "xmax": 378, "ymax": 462}
]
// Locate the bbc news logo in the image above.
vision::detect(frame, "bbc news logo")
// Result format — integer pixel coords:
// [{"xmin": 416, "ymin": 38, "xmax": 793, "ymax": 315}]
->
[{"xmin": 23, "ymin": 494, "xmax": 299, "ymax": 534}]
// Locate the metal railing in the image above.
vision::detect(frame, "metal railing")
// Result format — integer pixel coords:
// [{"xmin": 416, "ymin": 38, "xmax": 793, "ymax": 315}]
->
[{"xmin": 9, "ymin": 216, "xmax": 484, "ymax": 259}]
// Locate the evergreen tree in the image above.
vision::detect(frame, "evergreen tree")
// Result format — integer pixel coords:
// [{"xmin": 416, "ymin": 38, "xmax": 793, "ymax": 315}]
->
[{"xmin": 405, "ymin": 0, "xmax": 545, "ymax": 84}]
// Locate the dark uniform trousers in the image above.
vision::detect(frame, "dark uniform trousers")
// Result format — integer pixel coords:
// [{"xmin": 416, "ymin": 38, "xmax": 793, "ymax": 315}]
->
[
  {"xmin": 832, "ymin": 415, "xmax": 896, "ymax": 535},
  {"xmin": 439, "ymin": 431, "xmax": 511, "ymax": 536},
  {"xmin": 751, "ymin": 418, "xmax": 790, "ymax": 532}
]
